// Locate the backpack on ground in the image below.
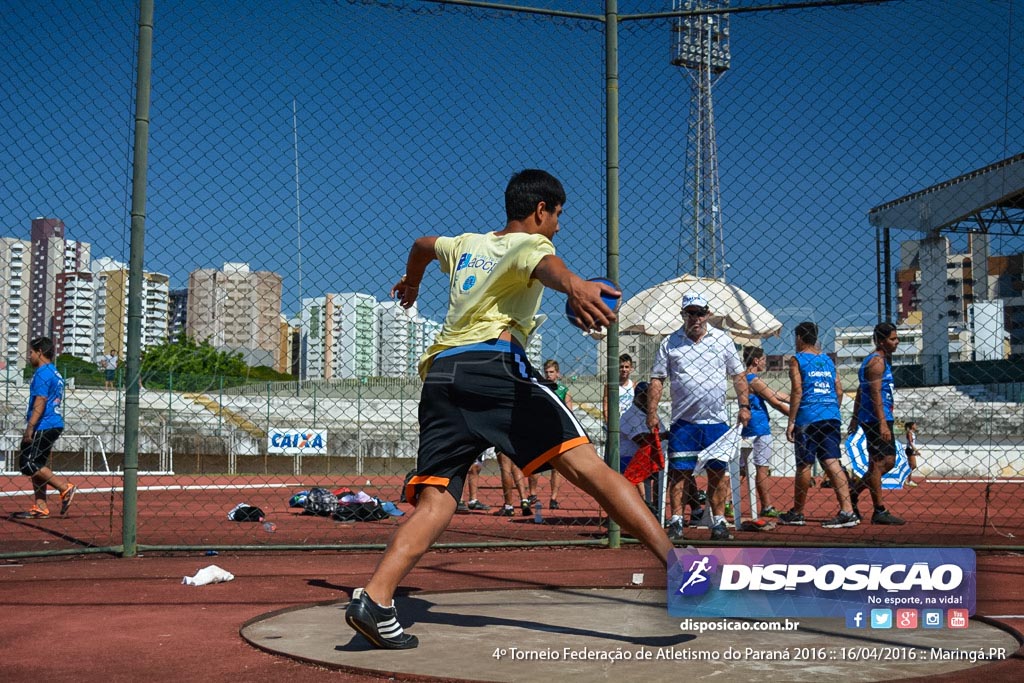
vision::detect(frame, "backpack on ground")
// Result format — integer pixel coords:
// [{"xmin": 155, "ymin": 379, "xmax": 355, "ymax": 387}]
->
[
  {"xmin": 303, "ymin": 487, "xmax": 338, "ymax": 516},
  {"xmin": 333, "ymin": 501, "xmax": 390, "ymax": 522}
]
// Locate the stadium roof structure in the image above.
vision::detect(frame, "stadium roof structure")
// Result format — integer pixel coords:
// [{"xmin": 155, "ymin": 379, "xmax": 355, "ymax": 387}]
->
[{"xmin": 868, "ymin": 152, "xmax": 1024, "ymax": 236}]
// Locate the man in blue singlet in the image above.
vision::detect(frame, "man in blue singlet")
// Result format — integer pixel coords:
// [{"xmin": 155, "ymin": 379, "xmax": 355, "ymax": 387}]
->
[
  {"xmin": 780, "ymin": 322, "xmax": 858, "ymax": 528},
  {"xmin": 848, "ymin": 322, "xmax": 905, "ymax": 525}
]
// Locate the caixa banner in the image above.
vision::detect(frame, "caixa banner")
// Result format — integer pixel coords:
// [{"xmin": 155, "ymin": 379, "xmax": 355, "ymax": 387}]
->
[
  {"xmin": 668, "ymin": 548, "xmax": 975, "ymax": 618},
  {"xmin": 267, "ymin": 429, "xmax": 327, "ymax": 455}
]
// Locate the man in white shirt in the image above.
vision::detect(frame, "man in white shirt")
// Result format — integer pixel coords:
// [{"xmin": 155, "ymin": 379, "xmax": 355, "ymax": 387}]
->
[
  {"xmin": 619, "ymin": 381, "xmax": 663, "ymax": 501},
  {"xmin": 646, "ymin": 292, "xmax": 750, "ymax": 541}
]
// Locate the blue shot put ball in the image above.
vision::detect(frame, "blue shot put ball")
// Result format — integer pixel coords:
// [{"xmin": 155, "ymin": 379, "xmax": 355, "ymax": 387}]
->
[{"xmin": 565, "ymin": 277, "xmax": 621, "ymax": 327}]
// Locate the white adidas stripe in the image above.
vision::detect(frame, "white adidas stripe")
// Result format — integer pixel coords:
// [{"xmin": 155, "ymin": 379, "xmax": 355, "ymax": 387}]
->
[
  {"xmin": 531, "ymin": 375, "xmax": 587, "ymax": 438},
  {"xmin": 378, "ymin": 618, "xmax": 403, "ymax": 636}
]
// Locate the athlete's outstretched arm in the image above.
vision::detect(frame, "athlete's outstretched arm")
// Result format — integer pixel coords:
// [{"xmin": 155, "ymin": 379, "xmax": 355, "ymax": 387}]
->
[
  {"xmin": 531, "ymin": 255, "xmax": 618, "ymax": 331},
  {"xmin": 391, "ymin": 236, "xmax": 438, "ymax": 309}
]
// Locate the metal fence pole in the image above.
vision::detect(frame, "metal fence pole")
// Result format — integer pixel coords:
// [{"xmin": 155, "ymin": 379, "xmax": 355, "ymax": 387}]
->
[
  {"xmin": 167, "ymin": 370, "xmax": 173, "ymax": 428},
  {"xmin": 121, "ymin": 0, "xmax": 155, "ymax": 558},
  {"xmin": 604, "ymin": 0, "xmax": 622, "ymax": 549},
  {"xmin": 218, "ymin": 375, "xmax": 223, "ymax": 436}
]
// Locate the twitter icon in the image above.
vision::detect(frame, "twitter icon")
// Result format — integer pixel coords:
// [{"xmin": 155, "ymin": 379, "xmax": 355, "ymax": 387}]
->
[{"xmin": 870, "ymin": 609, "xmax": 893, "ymax": 629}]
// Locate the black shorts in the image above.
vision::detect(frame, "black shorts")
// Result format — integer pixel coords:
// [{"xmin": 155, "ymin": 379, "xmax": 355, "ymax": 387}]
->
[
  {"xmin": 19, "ymin": 428, "xmax": 64, "ymax": 475},
  {"xmin": 407, "ymin": 342, "xmax": 590, "ymax": 505},
  {"xmin": 863, "ymin": 420, "xmax": 896, "ymax": 460}
]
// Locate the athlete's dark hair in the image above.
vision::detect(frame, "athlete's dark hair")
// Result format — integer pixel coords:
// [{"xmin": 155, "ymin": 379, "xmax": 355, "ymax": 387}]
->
[
  {"xmin": 505, "ymin": 169, "xmax": 566, "ymax": 222},
  {"xmin": 619, "ymin": 353, "xmax": 633, "ymax": 365},
  {"xmin": 30, "ymin": 336, "xmax": 55, "ymax": 360},
  {"xmin": 873, "ymin": 321, "xmax": 898, "ymax": 345},
  {"xmin": 794, "ymin": 321, "xmax": 818, "ymax": 346},
  {"xmin": 743, "ymin": 346, "xmax": 764, "ymax": 367}
]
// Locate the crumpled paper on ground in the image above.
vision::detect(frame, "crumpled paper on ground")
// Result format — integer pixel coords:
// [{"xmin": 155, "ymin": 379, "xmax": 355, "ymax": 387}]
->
[{"xmin": 182, "ymin": 564, "xmax": 235, "ymax": 586}]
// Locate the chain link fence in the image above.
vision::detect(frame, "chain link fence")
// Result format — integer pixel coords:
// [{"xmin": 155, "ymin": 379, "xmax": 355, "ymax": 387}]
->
[{"xmin": 2, "ymin": 0, "xmax": 1022, "ymax": 557}]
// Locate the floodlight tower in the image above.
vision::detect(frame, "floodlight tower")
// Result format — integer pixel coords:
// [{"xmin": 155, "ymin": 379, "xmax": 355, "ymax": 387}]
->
[{"xmin": 672, "ymin": 0, "xmax": 730, "ymax": 280}]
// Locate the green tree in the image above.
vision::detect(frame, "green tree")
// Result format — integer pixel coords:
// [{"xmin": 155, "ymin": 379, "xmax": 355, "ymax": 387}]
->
[{"xmin": 141, "ymin": 334, "xmax": 247, "ymax": 391}]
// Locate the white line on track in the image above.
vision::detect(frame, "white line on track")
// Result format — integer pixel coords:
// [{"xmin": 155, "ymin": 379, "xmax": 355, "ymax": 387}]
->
[{"xmin": 1, "ymin": 482, "xmax": 303, "ymax": 498}]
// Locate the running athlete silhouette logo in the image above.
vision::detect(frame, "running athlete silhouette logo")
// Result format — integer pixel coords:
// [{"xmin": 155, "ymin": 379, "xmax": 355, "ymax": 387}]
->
[{"xmin": 677, "ymin": 554, "xmax": 718, "ymax": 596}]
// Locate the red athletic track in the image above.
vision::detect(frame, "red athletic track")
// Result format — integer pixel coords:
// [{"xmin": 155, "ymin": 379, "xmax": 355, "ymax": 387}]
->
[
  {"xmin": 0, "ymin": 547, "xmax": 1021, "ymax": 682},
  {"xmin": 3, "ymin": 475, "xmax": 1023, "ymax": 554}
]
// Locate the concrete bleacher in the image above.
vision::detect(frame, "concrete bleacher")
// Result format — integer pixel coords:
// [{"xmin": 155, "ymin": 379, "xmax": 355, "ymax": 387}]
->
[
  {"xmin": 896, "ymin": 384, "xmax": 1024, "ymax": 436},
  {"xmin": 2, "ymin": 378, "xmax": 1019, "ymax": 476}
]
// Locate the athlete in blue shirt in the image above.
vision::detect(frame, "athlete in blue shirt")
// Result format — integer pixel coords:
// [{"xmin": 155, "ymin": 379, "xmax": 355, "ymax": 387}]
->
[
  {"xmin": 781, "ymin": 322, "xmax": 858, "ymax": 528},
  {"xmin": 740, "ymin": 347, "xmax": 790, "ymax": 518},
  {"xmin": 15, "ymin": 337, "xmax": 75, "ymax": 519},
  {"xmin": 849, "ymin": 322, "xmax": 905, "ymax": 525}
]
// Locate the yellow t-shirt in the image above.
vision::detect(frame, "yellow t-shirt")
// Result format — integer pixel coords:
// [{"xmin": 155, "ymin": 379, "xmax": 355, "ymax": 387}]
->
[{"xmin": 418, "ymin": 231, "xmax": 555, "ymax": 378}]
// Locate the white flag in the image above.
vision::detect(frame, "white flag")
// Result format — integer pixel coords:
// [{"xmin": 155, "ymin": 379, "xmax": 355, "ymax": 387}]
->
[{"xmin": 694, "ymin": 426, "xmax": 741, "ymax": 476}]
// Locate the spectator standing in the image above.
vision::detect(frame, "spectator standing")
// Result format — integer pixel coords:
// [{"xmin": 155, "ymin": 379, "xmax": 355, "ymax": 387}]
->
[
  {"xmin": 780, "ymin": 322, "xmax": 858, "ymax": 528},
  {"xmin": 603, "ymin": 353, "xmax": 636, "ymax": 419},
  {"xmin": 646, "ymin": 292, "xmax": 750, "ymax": 542},
  {"xmin": 528, "ymin": 359, "xmax": 572, "ymax": 509},
  {"xmin": 740, "ymin": 347, "xmax": 789, "ymax": 518},
  {"xmin": 904, "ymin": 421, "xmax": 919, "ymax": 487},
  {"xmin": 456, "ymin": 448, "xmax": 493, "ymax": 512},
  {"xmin": 848, "ymin": 322, "xmax": 906, "ymax": 524},
  {"xmin": 620, "ymin": 381, "xmax": 663, "ymax": 504},
  {"xmin": 493, "ymin": 452, "xmax": 531, "ymax": 517},
  {"xmin": 99, "ymin": 350, "xmax": 118, "ymax": 390}
]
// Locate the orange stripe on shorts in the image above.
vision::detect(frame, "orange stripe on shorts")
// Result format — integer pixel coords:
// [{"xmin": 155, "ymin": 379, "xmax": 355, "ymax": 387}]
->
[
  {"xmin": 521, "ymin": 436, "xmax": 590, "ymax": 476},
  {"xmin": 405, "ymin": 475, "xmax": 450, "ymax": 507}
]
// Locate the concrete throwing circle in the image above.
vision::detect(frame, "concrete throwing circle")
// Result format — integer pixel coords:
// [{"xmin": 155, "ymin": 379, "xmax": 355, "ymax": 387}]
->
[{"xmin": 241, "ymin": 588, "xmax": 1020, "ymax": 681}]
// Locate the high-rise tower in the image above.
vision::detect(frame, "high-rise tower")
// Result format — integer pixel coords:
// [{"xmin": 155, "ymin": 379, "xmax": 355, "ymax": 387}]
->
[
  {"xmin": 672, "ymin": 0, "xmax": 731, "ymax": 280},
  {"xmin": 29, "ymin": 217, "xmax": 90, "ymax": 342}
]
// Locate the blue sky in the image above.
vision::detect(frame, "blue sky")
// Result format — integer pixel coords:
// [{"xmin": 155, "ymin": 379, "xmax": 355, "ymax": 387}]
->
[{"xmin": 2, "ymin": 0, "xmax": 1021, "ymax": 372}]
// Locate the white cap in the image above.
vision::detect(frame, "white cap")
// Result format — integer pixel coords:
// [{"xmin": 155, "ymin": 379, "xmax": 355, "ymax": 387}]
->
[{"xmin": 681, "ymin": 292, "xmax": 709, "ymax": 310}]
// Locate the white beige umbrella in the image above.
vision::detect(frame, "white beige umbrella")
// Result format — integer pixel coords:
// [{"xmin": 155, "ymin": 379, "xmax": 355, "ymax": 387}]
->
[{"xmin": 618, "ymin": 275, "xmax": 782, "ymax": 343}]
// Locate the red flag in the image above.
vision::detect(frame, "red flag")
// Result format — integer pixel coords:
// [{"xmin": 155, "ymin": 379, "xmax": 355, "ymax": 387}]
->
[{"xmin": 622, "ymin": 430, "xmax": 665, "ymax": 485}]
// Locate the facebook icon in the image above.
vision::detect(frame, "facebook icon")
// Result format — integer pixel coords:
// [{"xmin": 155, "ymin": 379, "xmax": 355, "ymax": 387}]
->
[{"xmin": 845, "ymin": 609, "xmax": 866, "ymax": 629}]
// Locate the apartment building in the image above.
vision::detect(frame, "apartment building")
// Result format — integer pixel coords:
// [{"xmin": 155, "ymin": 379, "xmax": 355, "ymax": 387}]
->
[
  {"xmin": 0, "ymin": 237, "xmax": 31, "ymax": 364},
  {"xmin": 168, "ymin": 288, "xmax": 188, "ymax": 340},
  {"xmin": 95, "ymin": 266, "xmax": 170, "ymax": 359},
  {"xmin": 54, "ymin": 271, "xmax": 99, "ymax": 360},
  {"xmin": 28, "ymin": 217, "xmax": 90, "ymax": 341},
  {"xmin": 301, "ymin": 293, "xmax": 378, "ymax": 380},
  {"xmin": 187, "ymin": 263, "xmax": 282, "ymax": 368}
]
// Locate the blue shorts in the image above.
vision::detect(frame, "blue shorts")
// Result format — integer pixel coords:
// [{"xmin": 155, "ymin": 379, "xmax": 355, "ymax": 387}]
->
[
  {"xmin": 794, "ymin": 420, "xmax": 841, "ymax": 465},
  {"xmin": 667, "ymin": 420, "xmax": 729, "ymax": 472}
]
